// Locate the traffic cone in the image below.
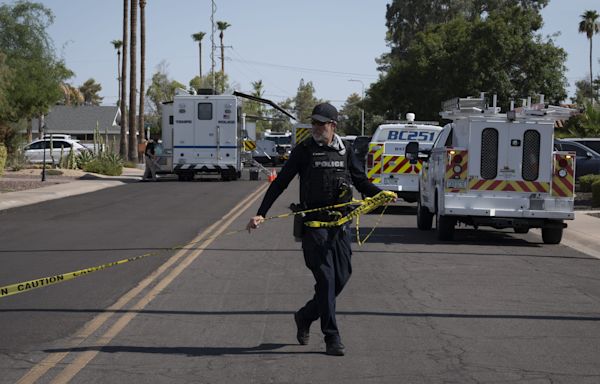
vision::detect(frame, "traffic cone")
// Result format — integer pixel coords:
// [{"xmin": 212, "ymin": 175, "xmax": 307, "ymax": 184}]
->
[{"xmin": 268, "ymin": 169, "xmax": 277, "ymax": 183}]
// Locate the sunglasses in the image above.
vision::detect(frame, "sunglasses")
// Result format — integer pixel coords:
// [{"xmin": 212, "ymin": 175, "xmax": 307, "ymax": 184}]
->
[{"xmin": 311, "ymin": 120, "xmax": 332, "ymax": 126}]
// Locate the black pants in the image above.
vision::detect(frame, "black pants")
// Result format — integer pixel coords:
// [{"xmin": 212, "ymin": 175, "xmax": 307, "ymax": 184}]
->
[{"xmin": 297, "ymin": 225, "xmax": 352, "ymax": 343}]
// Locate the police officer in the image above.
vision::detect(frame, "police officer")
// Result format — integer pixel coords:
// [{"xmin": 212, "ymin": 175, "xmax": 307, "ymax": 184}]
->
[{"xmin": 247, "ymin": 103, "xmax": 386, "ymax": 356}]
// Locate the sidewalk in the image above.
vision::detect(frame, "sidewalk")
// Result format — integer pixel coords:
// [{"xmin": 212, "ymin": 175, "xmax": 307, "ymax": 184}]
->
[
  {"xmin": 0, "ymin": 167, "xmax": 143, "ymax": 211},
  {"xmin": 1, "ymin": 169, "xmax": 599, "ymax": 259}
]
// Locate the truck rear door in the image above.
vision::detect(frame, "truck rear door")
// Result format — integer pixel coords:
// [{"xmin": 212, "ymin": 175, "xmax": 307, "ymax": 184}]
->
[
  {"xmin": 194, "ymin": 99, "xmax": 219, "ymax": 163},
  {"xmin": 468, "ymin": 121, "xmax": 553, "ymax": 194}
]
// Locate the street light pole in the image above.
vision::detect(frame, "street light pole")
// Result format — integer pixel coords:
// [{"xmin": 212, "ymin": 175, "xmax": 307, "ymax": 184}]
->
[
  {"xmin": 348, "ymin": 79, "xmax": 365, "ymax": 136},
  {"xmin": 41, "ymin": 124, "xmax": 46, "ymax": 182}
]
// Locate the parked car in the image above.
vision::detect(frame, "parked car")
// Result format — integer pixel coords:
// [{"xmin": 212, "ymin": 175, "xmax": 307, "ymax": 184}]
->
[
  {"xmin": 561, "ymin": 138, "xmax": 600, "ymax": 154},
  {"xmin": 23, "ymin": 137, "xmax": 90, "ymax": 164},
  {"xmin": 554, "ymin": 139, "xmax": 600, "ymax": 179}
]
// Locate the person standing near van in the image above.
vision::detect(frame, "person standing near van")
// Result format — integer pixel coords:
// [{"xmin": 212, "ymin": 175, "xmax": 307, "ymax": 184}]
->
[{"xmin": 143, "ymin": 139, "xmax": 158, "ymax": 181}]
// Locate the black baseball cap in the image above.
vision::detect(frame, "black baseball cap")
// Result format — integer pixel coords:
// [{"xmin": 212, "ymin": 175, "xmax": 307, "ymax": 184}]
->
[{"xmin": 310, "ymin": 103, "xmax": 338, "ymax": 123}]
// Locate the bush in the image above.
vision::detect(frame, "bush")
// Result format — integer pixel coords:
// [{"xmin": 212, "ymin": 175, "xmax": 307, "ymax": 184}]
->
[
  {"xmin": 593, "ymin": 181, "xmax": 600, "ymax": 208},
  {"xmin": 0, "ymin": 144, "xmax": 6, "ymax": 176},
  {"xmin": 579, "ymin": 174, "xmax": 600, "ymax": 192},
  {"xmin": 82, "ymin": 153, "xmax": 123, "ymax": 176},
  {"xmin": 76, "ymin": 150, "xmax": 95, "ymax": 169}
]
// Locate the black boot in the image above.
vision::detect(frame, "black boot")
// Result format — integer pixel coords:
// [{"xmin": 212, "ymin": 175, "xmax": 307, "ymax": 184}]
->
[
  {"xmin": 325, "ymin": 341, "xmax": 345, "ymax": 356},
  {"xmin": 294, "ymin": 312, "xmax": 310, "ymax": 345}
]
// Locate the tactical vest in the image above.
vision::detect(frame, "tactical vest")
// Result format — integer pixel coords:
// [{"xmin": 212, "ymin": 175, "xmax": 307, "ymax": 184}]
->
[{"xmin": 300, "ymin": 139, "xmax": 352, "ymax": 209}]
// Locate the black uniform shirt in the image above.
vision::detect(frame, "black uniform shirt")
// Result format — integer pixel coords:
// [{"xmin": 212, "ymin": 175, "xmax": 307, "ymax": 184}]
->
[{"xmin": 256, "ymin": 137, "xmax": 381, "ymax": 217}]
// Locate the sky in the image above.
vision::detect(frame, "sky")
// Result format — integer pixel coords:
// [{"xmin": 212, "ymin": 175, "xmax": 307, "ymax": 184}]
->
[{"xmin": 34, "ymin": 0, "xmax": 600, "ymax": 110}]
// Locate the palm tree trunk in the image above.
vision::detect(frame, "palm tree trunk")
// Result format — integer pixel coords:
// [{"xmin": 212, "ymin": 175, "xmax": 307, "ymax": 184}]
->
[
  {"xmin": 199, "ymin": 42, "xmax": 202, "ymax": 78},
  {"xmin": 120, "ymin": 0, "xmax": 129, "ymax": 158},
  {"xmin": 128, "ymin": 0, "xmax": 138, "ymax": 162},
  {"xmin": 590, "ymin": 38, "xmax": 594, "ymax": 104},
  {"xmin": 139, "ymin": 0, "xmax": 146, "ymax": 143},
  {"xmin": 220, "ymin": 33, "xmax": 225, "ymax": 93}
]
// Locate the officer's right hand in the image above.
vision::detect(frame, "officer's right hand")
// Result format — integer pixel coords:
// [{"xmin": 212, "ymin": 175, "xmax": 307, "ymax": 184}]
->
[{"xmin": 246, "ymin": 215, "xmax": 265, "ymax": 233}]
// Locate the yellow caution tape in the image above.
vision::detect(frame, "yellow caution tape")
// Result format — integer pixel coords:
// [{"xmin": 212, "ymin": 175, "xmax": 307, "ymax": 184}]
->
[
  {"xmin": 0, "ymin": 253, "xmax": 153, "ymax": 298},
  {"xmin": 0, "ymin": 191, "xmax": 395, "ymax": 299}
]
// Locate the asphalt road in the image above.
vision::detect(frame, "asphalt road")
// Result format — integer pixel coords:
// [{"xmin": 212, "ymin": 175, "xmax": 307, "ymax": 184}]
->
[{"xmin": 1, "ymin": 178, "xmax": 599, "ymax": 383}]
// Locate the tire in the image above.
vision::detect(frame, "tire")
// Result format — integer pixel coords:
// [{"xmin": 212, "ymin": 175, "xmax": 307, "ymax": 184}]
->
[
  {"xmin": 417, "ymin": 197, "xmax": 433, "ymax": 230},
  {"xmin": 177, "ymin": 172, "xmax": 193, "ymax": 181},
  {"xmin": 514, "ymin": 227, "xmax": 529, "ymax": 234},
  {"xmin": 542, "ymin": 227, "xmax": 563, "ymax": 244},
  {"xmin": 436, "ymin": 210, "xmax": 455, "ymax": 241}
]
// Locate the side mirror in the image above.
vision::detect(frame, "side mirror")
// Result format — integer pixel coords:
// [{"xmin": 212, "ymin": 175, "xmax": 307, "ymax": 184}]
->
[
  {"xmin": 405, "ymin": 141, "xmax": 419, "ymax": 164},
  {"xmin": 586, "ymin": 152, "xmax": 593, "ymax": 159}
]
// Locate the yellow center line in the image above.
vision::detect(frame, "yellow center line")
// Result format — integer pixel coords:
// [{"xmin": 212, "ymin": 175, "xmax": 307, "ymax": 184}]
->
[{"xmin": 17, "ymin": 182, "xmax": 269, "ymax": 384}]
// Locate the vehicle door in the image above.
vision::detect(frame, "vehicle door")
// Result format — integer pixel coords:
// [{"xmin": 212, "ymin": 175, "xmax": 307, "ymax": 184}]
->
[
  {"xmin": 211, "ymin": 98, "xmax": 237, "ymax": 166},
  {"xmin": 172, "ymin": 98, "xmax": 196, "ymax": 165},
  {"xmin": 50, "ymin": 140, "xmax": 72, "ymax": 160},
  {"xmin": 422, "ymin": 125, "xmax": 451, "ymax": 206},
  {"xmin": 23, "ymin": 141, "xmax": 45, "ymax": 162},
  {"xmin": 193, "ymin": 100, "xmax": 220, "ymax": 164},
  {"xmin": 469, "ymin": 121, "xmax": 553, "ymax": 191}
]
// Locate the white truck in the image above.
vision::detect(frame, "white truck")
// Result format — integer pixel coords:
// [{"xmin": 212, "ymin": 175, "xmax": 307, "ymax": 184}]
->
[
  {"xmin": 366, "ymin": 114, "xmax": 443, "ymax": 202},
  {"xmin": 263, "ymin": 129, "xmax": 292, "ymax": 163},
  {"xmin": 406, "ymin": 96, "xmax": 578, "ymax": 243},
  {"xmin": 159, "ymin": 90, "xmax": 243, "ymax": 181}
]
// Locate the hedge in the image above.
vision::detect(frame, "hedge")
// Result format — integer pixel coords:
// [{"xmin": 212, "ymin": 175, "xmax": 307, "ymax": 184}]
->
[{"xmin": 0, "ymin": 144, "xmax": 7, "ymax": 176}]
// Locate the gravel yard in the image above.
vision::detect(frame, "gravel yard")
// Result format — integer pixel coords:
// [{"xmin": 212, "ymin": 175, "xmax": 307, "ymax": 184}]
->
[{"xmin": 0, "ymin": 169, "xmax": 87, "ymax": 193}]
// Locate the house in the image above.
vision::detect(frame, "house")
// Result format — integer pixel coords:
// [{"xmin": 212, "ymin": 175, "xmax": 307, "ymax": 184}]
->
[{"xmin": 29, "ymin": 105, "xmax": 123, "ymax": 144}]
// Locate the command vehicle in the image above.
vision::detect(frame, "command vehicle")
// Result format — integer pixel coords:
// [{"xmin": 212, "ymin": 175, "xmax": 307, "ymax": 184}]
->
[
  {"xmin": 366, "ymin": 114, "xmax": 443, "ymax": 202},
  {"xmin": 159, "ymin": 90, "xmax": 243, "ymax": 181},
  {"xmin": 406, "ymin": 96, "xmax": 578, "ymax": 243}
]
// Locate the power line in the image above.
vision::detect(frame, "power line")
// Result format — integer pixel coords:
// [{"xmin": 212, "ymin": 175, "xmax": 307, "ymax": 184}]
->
[{"xmin": 226, "ymin": 56, "xmax": 378, "ymax": 79}]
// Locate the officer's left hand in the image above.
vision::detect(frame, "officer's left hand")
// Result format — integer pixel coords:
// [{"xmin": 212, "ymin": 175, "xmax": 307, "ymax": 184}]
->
[
  {"xmin": 381, "ymin": 190, "xmax": 398, "ymax": 203},
  {"xmin": 246, "ymin": 215, "xmax": 265, "ymax": 233}
]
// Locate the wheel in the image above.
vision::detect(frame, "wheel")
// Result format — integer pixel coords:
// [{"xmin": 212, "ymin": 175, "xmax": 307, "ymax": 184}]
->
[
  {"xmin": 542, "ymin": 227, "xmax": 563, "ymax": 244},
  {"xmin": 514, "ymin": 227, "xmax": 529, "ymax": 234},
  {"xmin": 177, "ymin": 172, "xmax": 193, "ymax": 181},
  {"xmin": 417, "ymin": 197, "xmax": 433, "ymax": 230},
  {"xmin": 436, "ymin": 214, "xmax": 456, "ymax": 241}
]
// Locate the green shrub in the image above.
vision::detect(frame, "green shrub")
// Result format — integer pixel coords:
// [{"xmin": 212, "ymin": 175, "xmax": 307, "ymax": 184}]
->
[
  {"xmin": 578, "ymin": 174, "xmax": 600, "ymax": 192},
  {"xmin": 76, "ymin": 150, "xmax": 95, "ymax": 169},
  {"xmin": 0, "ymin": 144, "xmax": 6, "ymax": 176},
  {"xmin": 592, "ymin": 181, "xmax": 600, "ymax": 208},
  {"xmin": 82, "ymin": 153, "xmax": 123, "ymax": 176},
  {"xmin": 123, "ymin": 161, "xmax": 137, "ymax": 168}
]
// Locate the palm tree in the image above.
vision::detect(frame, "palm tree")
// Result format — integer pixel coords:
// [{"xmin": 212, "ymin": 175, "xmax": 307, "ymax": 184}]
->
[
  {"xmin": 139, "ymin": 0, "xmax": 146, "ymax": 142},
  {"xmin": 110, "ymin": 40, "xmax": 122, "ymax": 104},
  {"xmin": 217, "ymin": 21, "xmax": 231, "ymax": 93},
  {"xmin": 192, "ymin": 32, "xmax": 206, "ymax": 79},
  {"xmin": 79, "ymin": 78, "xmax": 103, "ymax": 105},
  {"xmin": 129, "ymin": 0, "xmax": 138, "ymax": 162},
  {"xmin": 120, "ymin": 0, "xmax": 129, "ymax": 158},
  {"xmin": 579, "ymin": 10, "xmax": 600, "ymax": 103}
]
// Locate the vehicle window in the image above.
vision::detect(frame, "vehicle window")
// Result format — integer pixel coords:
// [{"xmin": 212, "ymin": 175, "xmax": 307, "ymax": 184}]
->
[
  {"xmin": 198, "ymin": 103, "xmax": 212, "ymax": 120},
  {"xmin": 52, "ymin": 140, "xmax": 71, "ymax": 148},
  {"xmin": 575, "ymin": 140, "xmax": 600, "ymax": 154},
  {"xmin": 522, "ymin": 130, "xmax": 540, "ymax": 181},
  {"xmin": 434, "ymin": 125, "xmax": 451, "ymax": 148},
  {"xmin": 480, "ymin": 128, "xmax": 498, "ymax": 179},
  {"xmin": 26, "ymin": 142, "xmax": 43, "ymax": 150},
  {"xmin": 561, "ymin": 143, "xmax": 588, "ymax": 157}
]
